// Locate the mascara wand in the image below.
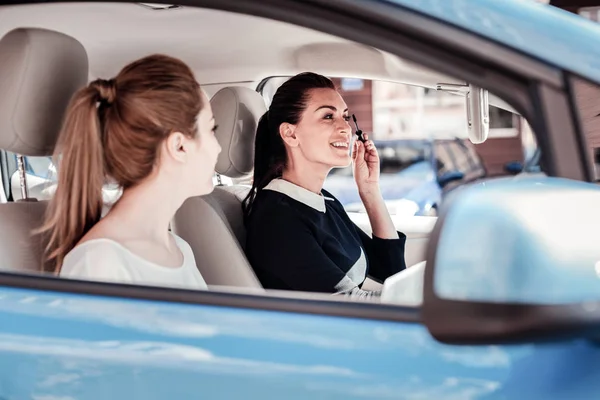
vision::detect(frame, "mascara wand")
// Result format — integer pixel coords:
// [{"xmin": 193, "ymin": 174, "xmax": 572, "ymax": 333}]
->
[{"xmin": 352, "ymin": 114, "xmax": 366, "ymax": 143}]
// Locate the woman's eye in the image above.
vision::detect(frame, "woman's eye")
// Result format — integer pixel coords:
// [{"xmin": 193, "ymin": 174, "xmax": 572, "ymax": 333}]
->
[
  {"xmin": 323, "ymin": 114, "xmax": 333, "ymax": 120},
  {"xmin": 212, "ymin": 125, "xmax": 219, "ymax": 133},
  {"xmin": 343, "ymin": 115, "xmax": 350, "ymax": 121}
]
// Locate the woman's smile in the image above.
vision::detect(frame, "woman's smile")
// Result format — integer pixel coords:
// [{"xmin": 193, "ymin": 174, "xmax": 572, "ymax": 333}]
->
[{"xmin": 330, "ymin": 141, "xmax": 349, "ymax": 150}]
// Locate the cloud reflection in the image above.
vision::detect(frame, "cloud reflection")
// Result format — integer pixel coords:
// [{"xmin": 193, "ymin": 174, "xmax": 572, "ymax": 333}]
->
[
  {"xmin": 0, "ymin": 333, "xmax": 364, "ymax": 378},
  {"xmin": 32, "ymin": 396, "xmax": 76, "ymax": 400},
  {"xmin": 38, "ymin": 373, "xmax": 80, "ymax": 388},
  {"xmin": 0, "ymin": 290, "xmax": 516, "ymax": 371},
  {"xmin": 305, "ymin": 376, "xmax": 500, "ymax": 400}
]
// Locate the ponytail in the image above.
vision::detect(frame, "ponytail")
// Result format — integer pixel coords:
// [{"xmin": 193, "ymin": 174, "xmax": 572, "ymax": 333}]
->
[
  {"xmin": 242, "ymin": 111, "xmax": 285, "ymax": 221},
  {"xmin": 39, "ymin": 81, "xmax": 109, "ymax": 273}
]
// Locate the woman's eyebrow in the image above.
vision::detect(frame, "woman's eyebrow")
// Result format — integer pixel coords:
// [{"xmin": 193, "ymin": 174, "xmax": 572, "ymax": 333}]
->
[{"xmin": 314, "ymin": 105, "xmax": 349, "ymax": 112}]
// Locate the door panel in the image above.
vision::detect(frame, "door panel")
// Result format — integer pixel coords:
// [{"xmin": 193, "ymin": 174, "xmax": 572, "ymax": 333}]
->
[{"xmin": 0, "ymin": 285, "xmax": 599, "ymax": 399}]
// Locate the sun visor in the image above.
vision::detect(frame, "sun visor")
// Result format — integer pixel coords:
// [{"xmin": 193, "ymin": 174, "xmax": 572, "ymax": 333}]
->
[
  {"xmin": 293, "ymin": 43, "xmax": 465, "ymax": 88},
  {"xmin": 293, "ymin": 43, "xmax": 518, "ymax": 115}
]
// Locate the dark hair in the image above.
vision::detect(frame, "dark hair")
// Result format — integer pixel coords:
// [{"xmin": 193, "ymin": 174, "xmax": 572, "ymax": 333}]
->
[{"xmin": 242, "ymin": 72, "xmax": 335, "ymax": 220}]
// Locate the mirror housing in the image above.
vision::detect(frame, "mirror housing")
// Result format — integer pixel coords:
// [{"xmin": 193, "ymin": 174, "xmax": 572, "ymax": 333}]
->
[
  {"xmin": 466, "ymin": 85, "xmax": 489, "ymax": 144},
  {"xmin": 436, "ymin": 83, "xmax": 490, "ymax": 144},
  {"xmin": 422, "ymin": 177, "xmax": 600, "ymax": 344}
]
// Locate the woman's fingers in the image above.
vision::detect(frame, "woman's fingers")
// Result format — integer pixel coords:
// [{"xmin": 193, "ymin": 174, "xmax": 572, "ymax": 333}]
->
[
  {"xmin": 354, "ymin": 134, "xmax": 378, "ymax": 165},
  {"xmin": 364, "ymin": 140, "xmax": 377, "ymax": 155},
  {"xmin": 354, "ymin": 139, "xmax": 365, "ymax": 161}
]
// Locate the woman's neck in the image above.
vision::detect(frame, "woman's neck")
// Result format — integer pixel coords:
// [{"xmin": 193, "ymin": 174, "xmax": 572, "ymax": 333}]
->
[
  {"xmin": 104, "ymin": 174, "xmax": 185, "ymax": 247},
  {"xmin": 281, "ymin": 161, "xmax": 329, "ymax": 195}
]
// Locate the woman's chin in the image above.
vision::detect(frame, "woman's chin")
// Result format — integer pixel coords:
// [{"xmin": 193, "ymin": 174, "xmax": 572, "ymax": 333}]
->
[{"xmin": 331, "ymin": 155, "xmax": 352, "ymax": 168}]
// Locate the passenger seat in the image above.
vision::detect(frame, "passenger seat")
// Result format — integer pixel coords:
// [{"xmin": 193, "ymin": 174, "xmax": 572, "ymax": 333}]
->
[
  {"xmin": 172, "ymin": 87, "xmax": 266, "ymax": 289},
  {"xmin": 0, "ymin": 28, "xmax": 88, "ymax": 272}
]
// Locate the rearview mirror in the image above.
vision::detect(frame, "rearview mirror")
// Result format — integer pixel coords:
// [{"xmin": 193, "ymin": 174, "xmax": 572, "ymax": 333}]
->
[
  {"xmin": 436, "ymin": 83, "xmax": 490, "ymax": 144},
  {"xmin": 466, "ymin": 85, "xmax": 489, "ymax": 144},
  {"xmin": 422, "ymin": 177, "xmax": 600, "ymax": 344}
]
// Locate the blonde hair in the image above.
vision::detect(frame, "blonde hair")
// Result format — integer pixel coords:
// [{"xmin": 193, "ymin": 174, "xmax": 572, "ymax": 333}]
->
[{"xmin": 39, "ymin": 54, "xmax": 203, "ymax": 273}]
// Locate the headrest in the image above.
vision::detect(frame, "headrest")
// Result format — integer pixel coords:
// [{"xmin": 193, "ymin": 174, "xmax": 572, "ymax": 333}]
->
[
  {"xmin": 0, "ymin": 28, "xmax": 88, "ymax": 156},
  {"xmin": 211, "ymin": 86, "xmax": 266, "ymax": 178}
]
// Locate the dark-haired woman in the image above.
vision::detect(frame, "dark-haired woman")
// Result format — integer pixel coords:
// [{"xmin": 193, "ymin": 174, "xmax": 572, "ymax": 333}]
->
[{"xmin": 243, "ymin": 73, "xmax": 406, "ymax": 299}]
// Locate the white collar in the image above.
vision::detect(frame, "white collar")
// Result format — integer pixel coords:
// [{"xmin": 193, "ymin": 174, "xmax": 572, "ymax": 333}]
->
[{"xmin": 264, "ymin": 178, "xmax": 334, "ymax": 213}]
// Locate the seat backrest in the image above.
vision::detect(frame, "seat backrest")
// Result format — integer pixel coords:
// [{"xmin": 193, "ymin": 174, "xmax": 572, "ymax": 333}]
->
[
  {"xmin": 172, "ymin": 86, "xmax": 266, "ymax": 288},
  {"xmin": 0, "ymin": 28, "xmax": 88, "ymax": 273}
]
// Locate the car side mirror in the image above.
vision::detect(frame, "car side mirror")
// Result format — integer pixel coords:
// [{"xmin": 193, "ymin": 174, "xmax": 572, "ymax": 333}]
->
[
  {"xmin": 422, "ymin": 177, "xmax": 600, "ymax": 344},
  {"xmin": 504, "ymin": 160, "xmax": 523, "ymax": 175},
  {"xmin": 437, "ymin": 171, "xmax": 464, "ymax": 188}
]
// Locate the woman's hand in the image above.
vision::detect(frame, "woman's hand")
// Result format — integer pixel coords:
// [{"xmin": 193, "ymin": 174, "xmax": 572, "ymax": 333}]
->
[
  {"xmin": 352, "ymin": 134, "xmax": 398, "ymax": 240},
  {"xmin": 352, "ymin": 134, "xmax": 380, "ymax": 196}
]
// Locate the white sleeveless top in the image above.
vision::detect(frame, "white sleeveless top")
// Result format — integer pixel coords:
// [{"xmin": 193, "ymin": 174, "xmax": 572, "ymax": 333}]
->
[{"xmin": 60, "ymin": 234, "xmax": 207, "ymax": 290}]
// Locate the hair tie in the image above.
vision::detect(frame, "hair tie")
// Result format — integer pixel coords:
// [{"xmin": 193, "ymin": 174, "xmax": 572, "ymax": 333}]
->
[{"xmin": 91, "ymin": 78, "xmax": 117, "ymax": 106}]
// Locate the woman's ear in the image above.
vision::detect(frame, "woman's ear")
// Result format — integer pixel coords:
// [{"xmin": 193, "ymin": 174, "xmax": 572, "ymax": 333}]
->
[
  {"xmin": 164, "ymin": 131, "xmax": 188, "ymax": 163},
  {"xmin": 279, "ymin": 123, "xmax": 299, "ymax": 147}
]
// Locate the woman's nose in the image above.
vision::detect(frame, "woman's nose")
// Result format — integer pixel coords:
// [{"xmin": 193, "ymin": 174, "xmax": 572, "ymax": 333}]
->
[{"xmin": 338, "ymin": 119, "xmax": 350, "ymax": 131}]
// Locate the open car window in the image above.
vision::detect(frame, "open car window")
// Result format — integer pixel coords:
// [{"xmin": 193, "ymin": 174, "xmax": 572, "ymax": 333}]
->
[{"xmin": 0, "ymin": 1, "xmax": 579, "ymax": 316}]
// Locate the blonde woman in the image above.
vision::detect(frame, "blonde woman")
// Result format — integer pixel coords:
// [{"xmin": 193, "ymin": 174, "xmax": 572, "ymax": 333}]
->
[{"xmin": 40, "ymin": 55, "xmax": 221, "ymax": 290}]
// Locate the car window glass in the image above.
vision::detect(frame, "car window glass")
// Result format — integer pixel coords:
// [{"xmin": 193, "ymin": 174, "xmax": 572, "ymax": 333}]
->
[
  {"xmin": 0, "ymin": 3, "xmax": 550, "ymax": 311},
  {"xmin": 24, "ymin": 156, "xmax": 54, "ymax": 178}
]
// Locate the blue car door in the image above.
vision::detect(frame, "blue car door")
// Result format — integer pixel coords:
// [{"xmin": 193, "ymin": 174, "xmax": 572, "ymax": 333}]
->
[{"xmin": 2, "ymin": 283, "xmax": 600, "ymax": 399}]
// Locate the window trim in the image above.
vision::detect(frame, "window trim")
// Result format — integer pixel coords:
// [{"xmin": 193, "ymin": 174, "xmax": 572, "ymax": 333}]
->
[
  {"xmin": 0, "ymin": 272, "xmax": 421, "ymax": 323},
  {"xmin": 566, "ymin": 73, "xmax": 598, "ymax": 182},
  {"xmin": 0, "ymin": 150, "xmax": 12, "ymax": 201}
]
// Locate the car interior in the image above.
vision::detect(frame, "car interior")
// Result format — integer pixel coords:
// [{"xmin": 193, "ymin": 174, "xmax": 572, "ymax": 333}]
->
[{"xmin": 0, "ymin": 2, "xmax": 526, "ymax": 304}]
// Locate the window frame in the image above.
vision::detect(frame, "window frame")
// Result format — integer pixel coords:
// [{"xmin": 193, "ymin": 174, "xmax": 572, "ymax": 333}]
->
[{"xmin": 567, "ymin": 73, "xmax": 600, "ymax": 182}]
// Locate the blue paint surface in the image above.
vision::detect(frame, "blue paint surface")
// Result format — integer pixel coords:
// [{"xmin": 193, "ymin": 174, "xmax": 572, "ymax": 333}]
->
[
  {"xmin": 387, "ymin": 0, "xmax": 600, "ymax": 82},
  {"xmin": 434, "ymin": 177, "xmax": 600, "ymax": 305},
  {"xmin": 0, "ymin": 286, "xmax": 599, "ymax": 399}
]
